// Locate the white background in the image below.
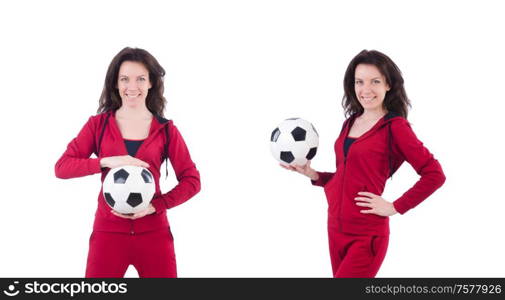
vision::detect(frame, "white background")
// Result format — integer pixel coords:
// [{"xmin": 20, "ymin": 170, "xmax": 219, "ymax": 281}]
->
[{"xmin": 0, "ymin": 0, "xmax": 504, "ymax": 277}]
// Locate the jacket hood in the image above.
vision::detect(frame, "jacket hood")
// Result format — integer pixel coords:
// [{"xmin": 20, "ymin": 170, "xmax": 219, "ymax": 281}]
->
[
  {"xmin": 380, "ymin": 111, "xmax": 404, "ymax": 127},
  {"xmin": 341, "ymin": 111, "xmax": 404, "ymax": 137},
  {"xmin": 96, "ymin": 111, "xmax": 171, "ymax": 159},
  {"xmin": 347, "ymin": 111, "xmax": 403, "ymax": 128}
]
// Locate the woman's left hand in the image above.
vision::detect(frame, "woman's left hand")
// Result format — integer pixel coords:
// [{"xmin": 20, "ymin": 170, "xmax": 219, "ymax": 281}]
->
[
  {"xmin": 354, "ymin": 192, "xmax": 398, "ymax": 216},
  {"xmin": 111, "ymin": 204, "xmax": 156, "ymax": 220}
]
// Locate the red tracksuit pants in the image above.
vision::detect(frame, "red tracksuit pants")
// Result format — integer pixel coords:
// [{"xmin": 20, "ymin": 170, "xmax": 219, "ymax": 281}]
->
[
  {"xmin": 328, "ymin": 225, "xmax": 389, "ymax": 278},
  {"xmin": 85, "ymin": 227, "xmax": 177, "ymax": 278}
]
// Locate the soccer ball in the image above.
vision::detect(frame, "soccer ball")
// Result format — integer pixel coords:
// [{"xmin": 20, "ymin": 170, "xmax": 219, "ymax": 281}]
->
[
  {"xmin": 102, "ymin": 166, "xmax": 155, "ymax": 214},
  {"xmin": 270, "ymin": 118, "xmax": 319, "ymax": 166}
]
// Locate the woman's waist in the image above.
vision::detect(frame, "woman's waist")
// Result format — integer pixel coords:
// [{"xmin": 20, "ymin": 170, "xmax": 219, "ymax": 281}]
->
[
  {"xmin": 93, "ymin": 201, "xmax": 169, "ymax": 233},
  {"xmin": 327, "ymin": 214, "xmax": 390, "ymax": 236}
]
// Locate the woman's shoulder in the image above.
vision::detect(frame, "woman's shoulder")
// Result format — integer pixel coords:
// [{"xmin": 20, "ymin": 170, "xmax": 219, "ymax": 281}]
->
[
  {"xmin": 388, "ymin": 115, "xmax": 418, "ymax": 141},
  {"xmin": 387, "ymin": 112, "xmax": 410, "ymax": 127},
  {"xmin": 80, "ymin": 112, "xmax": 112, "ymax": 131},
  {"xmin": 154, "ymin": 114, "xmax": 171, "ymax": 124},
  {"xmin": 92, "ymin": 111, "xmax": 114, "ymax": 122},
  {"xmin": 341, "ymin": 113, "xmax": 358, "ymax": 128}
]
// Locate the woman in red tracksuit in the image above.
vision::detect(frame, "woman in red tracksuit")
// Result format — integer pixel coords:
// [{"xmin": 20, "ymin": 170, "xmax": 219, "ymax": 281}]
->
[
  {"xmin": 55, "ymin": 47, "xmax": 201, "ymax": 278},
  {"xmin": 283, "ymin": 50, "xmax": 446, "ymax": 277}
]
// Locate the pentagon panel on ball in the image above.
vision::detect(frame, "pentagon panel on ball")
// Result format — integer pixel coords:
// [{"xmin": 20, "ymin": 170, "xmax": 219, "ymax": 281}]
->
[
  {"xmin": 270, "ymin": 118, "xmax": 319, "ymax": 166},
  {"xmin": 102, "ymin": 166, "xmax": 155, "ymax": 214}
]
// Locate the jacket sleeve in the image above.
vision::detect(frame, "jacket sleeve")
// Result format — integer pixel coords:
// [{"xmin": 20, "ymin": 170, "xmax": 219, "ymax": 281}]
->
[
  {"xmin": 54, "ymin": 116, "xmax": 102, "ymax": 179},
  {"xmin": 391, "ymin": 119, "xmax": 446, "ymax": 214},
  {"xmin": 151, "ymin": 122, "xmax": 201, "ymax": 212},
  {"xmin": 311, "ymin": 172, "xmax": 335, "ymax": 187}
]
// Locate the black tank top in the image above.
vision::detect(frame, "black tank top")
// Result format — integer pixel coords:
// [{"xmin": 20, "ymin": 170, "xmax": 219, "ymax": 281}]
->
[
  {"xmin": 124, "ymin": 139, "xmax": 144, "ymax": 157},
  {"xmin": 344, "ymin": 137, "xmax": 357, "ymax": 157}
]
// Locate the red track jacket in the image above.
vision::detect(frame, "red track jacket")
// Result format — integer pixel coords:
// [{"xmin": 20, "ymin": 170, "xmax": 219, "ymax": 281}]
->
[
  {"xmin": 55, "ymin": 111, "xmax": 201, "ymax": 234},
  {"xmin": 312, "ymin": 113, "xmax": 445, "ymax": 236}
]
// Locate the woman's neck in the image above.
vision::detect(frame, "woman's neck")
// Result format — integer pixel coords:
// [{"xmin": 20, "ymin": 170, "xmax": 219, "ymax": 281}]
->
[
  {"xmin": 116, "ymin": 105, "xmax": 152, "ymax": 120},
  {"xmin": 359, "ymin": 108, "xmax": 387, "ymax": 122}
]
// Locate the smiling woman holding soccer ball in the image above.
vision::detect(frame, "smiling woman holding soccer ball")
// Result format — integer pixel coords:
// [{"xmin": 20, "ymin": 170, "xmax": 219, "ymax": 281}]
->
[
  {"xmin": 283, "ymin": 50, "xmax": 446, "ymax": 277},
  {"xmin": 55, "ymin": 47, "xmax": 201, "ymax": 278}
]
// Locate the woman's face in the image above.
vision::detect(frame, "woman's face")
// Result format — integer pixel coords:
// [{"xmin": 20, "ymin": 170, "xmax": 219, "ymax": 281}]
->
[
  {"xmin": 354, "ymin": 64, "xmax": 390, "ymax": 113},
  {"xmin": 117, "ymin": 61, "xmax": 152, "ymax": 108}
]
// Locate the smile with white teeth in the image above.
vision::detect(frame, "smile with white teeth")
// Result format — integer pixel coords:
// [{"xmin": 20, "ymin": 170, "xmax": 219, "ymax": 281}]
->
[{"xmin": 361, "ymin": 96, "xmax": 376, "ymax": 102}]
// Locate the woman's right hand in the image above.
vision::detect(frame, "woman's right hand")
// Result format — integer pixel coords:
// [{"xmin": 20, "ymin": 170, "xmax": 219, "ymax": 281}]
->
[
  {"xmin": 280, "ymin": 160, "xmax": 319, "ymax": 181},
  {"xmin": 100, "ymin": 155, "xmax": 150, "ymax": 169}
]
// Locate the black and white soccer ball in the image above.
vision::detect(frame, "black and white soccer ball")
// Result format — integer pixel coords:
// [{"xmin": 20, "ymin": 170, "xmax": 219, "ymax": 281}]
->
[
  {"xmin": 270, "ymin": 118, "xmax": 319, "ymax": 166},
  {"xmin": 102, "ymin": 166, "xmax": 155, "ymax": 214}
]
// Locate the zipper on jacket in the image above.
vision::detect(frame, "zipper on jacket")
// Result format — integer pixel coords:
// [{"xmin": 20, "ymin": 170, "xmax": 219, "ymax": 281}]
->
[
  {"xmin": 338, "ymin": 155, "xmax": 347, "ymax": 233},
  {"xmin": 336, "ymin": 115, "xmax": 392, "ymax": 232},
  {"xmin": 130, "ymin": 220, "xmax": 135, "ymax": 235}
]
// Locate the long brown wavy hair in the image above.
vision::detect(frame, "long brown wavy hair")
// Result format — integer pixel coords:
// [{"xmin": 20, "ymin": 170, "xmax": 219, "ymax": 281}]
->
[
  {"xmin": 97, "ymin": 47, "xmax": 167, "ymax": 117},
  {"xmin": 342, "ymin": 50, "xmax": 411, "ymax": 119}
]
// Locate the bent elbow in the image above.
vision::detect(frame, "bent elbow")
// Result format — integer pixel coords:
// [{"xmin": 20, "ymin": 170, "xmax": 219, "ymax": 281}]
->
[
  {"xmin": 192, "ymin": 174, "xmax": 202, "ymax": 195},
  {"xmin": 427, "ymin": 159, "xmax": 446, "ymax": 189},
  {"xmin": 437, "ymin": 171, "xmax": 446, "ymax": 188},
  {"xmin": 54, "ymin": 163, "xmax": 68, "ymax": 179}
]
